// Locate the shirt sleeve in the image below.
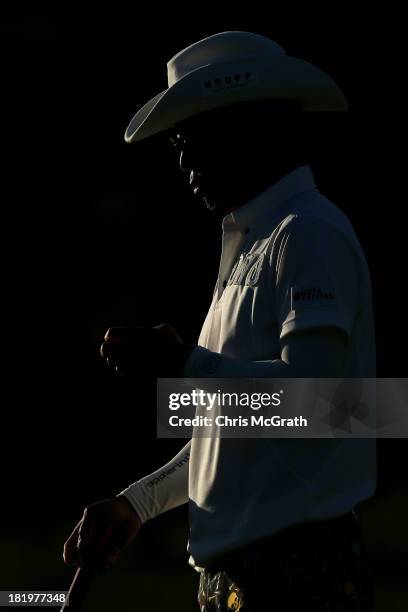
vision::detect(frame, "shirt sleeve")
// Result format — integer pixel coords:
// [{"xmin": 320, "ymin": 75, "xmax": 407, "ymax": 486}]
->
[
  {"xmin": 117, "ymin": 441, "xmax": 190, "ymax": 524},
  {"xmin": 273, "ymin": 215, "xmax": 360, "ymax": 341}
]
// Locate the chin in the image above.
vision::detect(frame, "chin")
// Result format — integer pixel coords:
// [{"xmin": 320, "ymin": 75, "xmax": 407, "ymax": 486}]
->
[
  {"xmin": 202, "ymin": 196, "xmax": 231, "ymax": 216},
  {"xmin": 203, "ymin": 196, "xmax": 216, "ymax": 210}
]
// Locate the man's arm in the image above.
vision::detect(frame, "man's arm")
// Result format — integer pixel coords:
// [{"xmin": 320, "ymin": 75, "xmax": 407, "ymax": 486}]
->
[
  {"xmin": 184, "ymin": 326, "xmax": 347, "ymax": 379},
  {"xmin": 280, "ymin": 327, "xmax": 347, "ymax": 377},
  {"xmin": 63, "ymin": 442, "xmax": 190, "ymax": 569},
  {"xmin": 117, "ymin": 440, "xmax": 191, "ymax": 524}
]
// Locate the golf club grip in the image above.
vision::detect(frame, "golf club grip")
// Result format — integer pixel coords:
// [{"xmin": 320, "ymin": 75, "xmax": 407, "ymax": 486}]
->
[{"xmin": 60, "ymin": 525, "xmax": 114, "ymax": 611}]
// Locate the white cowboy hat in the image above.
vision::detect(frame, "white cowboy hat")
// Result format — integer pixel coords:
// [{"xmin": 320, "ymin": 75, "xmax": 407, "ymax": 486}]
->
[{"xmin": 125, "ymin": 31, "xmax": 348, "ymax": 143}]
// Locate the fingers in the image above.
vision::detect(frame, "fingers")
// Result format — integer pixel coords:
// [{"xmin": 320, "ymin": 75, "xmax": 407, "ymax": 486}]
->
[
  {"xmin": 100, "ymin": 339, "xmax": 137, "ymax": 371},
  {"xmin": 100, "ymin": 327, "xmax": 150, "ymax": 373},
  {"xmin": 88, "ymin": 524, "xmax": 115, "ymax": 569},
  {"xmin": 103, "ymin": 542, "xmax": 123, "ymax": 568},
  {"xmin": 77, "ymin": 508, "xmax": 94, "ymax": 553},
  {"xmin": 82, "ymin": 523, "xmax": 130, "ymax": 570},
  {"xmin": 100, "ymin": 324, "xmax": 184, "ymax": 376},
  {"xmin": 103, "ymin": 328, "xmax": 126, "ymax": 343},
  {"xmin": 63, "ymin": 509, "xmax": 98, "ymax": 568},
  {"xmin": 103, "ymin": 521, "xmax": 138, "ymax": 568},
  {"xmin": 65, "ymin": 525, "xmax": 112, "ymax": 569},
  {"xmin": 103, "ymin": 327, "xmax": 147, "ymax": 343},
  {"xmin": 100, "ymin": 340, "xmax": 121, "ymax": 360},
  {"xmin": 63, "ymin": 521, "xmax": 83, "ymax": 568},
  {"xmin": 153, "ymin": 323, "xmax": 183, "ymax": 343},
  {"xmin": 64, "ymin": 509, "xmax": 107, "ymax": 569},
  {"xmin": 63, "ymin": 499, "xmax": 141, "ymax": 571},
  {"xmin": 103, "ymin": 325, "xmax": 175, "ymax": 346}
]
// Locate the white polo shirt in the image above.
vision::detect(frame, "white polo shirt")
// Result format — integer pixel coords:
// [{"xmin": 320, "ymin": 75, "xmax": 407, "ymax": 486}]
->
[{"xmin": 184, "ymin": 164, "xmax": 377, "ymax": 568}]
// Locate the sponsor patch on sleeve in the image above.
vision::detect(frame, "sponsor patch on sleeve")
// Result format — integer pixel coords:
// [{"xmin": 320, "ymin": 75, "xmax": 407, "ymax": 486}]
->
[{"xmin": 290, "ymin": 284, "xmax": 337, "ymax": 310}]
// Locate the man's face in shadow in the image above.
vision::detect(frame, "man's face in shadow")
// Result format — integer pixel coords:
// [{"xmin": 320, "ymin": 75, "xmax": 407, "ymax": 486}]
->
[{"xmin": 169, "ymin": 100, "xmax": 306, "ymax": 215}]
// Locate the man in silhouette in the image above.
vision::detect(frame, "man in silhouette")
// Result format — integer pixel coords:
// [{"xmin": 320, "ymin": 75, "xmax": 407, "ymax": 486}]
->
[{"xmin": 64, "ymin": 32, "xmax": 376, "ymax": 611}]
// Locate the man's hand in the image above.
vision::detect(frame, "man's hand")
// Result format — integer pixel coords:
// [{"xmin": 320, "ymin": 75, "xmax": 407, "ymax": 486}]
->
[
  {"xmin": 63, "ymin": 497, "xmax": 141, "ymax": 569},
  {"xmin": 100, "ymin": 323, "xmax": 194, "ymax": 377}
]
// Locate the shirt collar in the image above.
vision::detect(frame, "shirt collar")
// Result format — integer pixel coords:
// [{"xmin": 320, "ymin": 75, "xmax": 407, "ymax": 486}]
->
[{"xmin": 222, "ymin": 165, "xmax": 316, "ymax": 233}]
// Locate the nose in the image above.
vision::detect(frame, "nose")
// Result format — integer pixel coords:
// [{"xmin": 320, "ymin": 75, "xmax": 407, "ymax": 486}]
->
[
  {"xmin": 179, "ymin": 140, "xmax": 201, "ymax": 173},
  {"xmin": 179, "ymin": 148, "xmax": 192, "ymax": 173}
]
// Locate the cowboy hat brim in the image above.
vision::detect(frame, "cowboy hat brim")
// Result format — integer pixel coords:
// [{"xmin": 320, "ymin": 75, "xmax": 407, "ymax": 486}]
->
[{"xmin": 125, "ymin": 55, "xmax": 348, "ymax": 143}]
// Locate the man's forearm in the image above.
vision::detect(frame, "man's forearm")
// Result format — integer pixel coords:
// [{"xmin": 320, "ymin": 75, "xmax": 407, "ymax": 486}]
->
[
  {"xmin": 117, "ymin": 441, "xmax": 191, "ymax": 524},
  {"xmin": 184, "ymin": 346, "xmax": 291, "ymax": 378},
  {"xmin": 184, "ymin": 328, "xmax": 347, "ymax": 379}
]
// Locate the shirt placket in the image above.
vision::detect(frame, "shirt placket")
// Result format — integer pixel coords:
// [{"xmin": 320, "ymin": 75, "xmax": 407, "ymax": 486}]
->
[{"xmin": 216, "ymin": 225, "xmax": 246, "ymax": 302}]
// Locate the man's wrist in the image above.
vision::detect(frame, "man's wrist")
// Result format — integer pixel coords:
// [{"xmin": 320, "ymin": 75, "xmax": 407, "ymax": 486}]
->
[
  {"xmin": 116, "ymin": 492, "xmax": 144, "ymax": 524},
  {"xmin": 178, "ymin": 344, "xmax": 195, "ymax": 367},
  {"xmin": 183, "ymin": 346, "xmax": 223, "ymax": 378},
  {"xmin": 165, "ymin": 343, "xmax": 196, "ymax": 377}
]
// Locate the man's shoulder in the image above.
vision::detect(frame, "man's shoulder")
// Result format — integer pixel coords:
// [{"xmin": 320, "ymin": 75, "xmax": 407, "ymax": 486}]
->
[
  {"xmin": 269, "ymin": 189, "xmax": 360, "ymax": 251},
  {"xmin": 261, "ymin": 190, "xmax": 370, "ymax": 278}
]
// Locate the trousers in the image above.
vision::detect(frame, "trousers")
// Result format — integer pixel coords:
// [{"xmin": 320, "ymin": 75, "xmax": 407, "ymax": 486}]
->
[{"xmin": 197, "ymin": 509, "xmax": 373, "ymax": 612}]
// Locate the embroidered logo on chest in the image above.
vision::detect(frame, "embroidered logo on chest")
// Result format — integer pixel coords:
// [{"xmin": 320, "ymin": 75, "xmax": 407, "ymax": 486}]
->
[{"xmin": 227, "ymin": 253, "xmax": 265, "ymax": 287}]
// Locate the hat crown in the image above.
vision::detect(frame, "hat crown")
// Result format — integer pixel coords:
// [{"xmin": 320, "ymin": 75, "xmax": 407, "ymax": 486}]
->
[{"xmin": 167, "ymin": 31, "xmax": 286, "ymax": 87}]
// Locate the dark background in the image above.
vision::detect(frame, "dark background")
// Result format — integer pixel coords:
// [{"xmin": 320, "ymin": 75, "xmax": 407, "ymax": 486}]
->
[{"xmin": 1, "ymin": 8, "xmax": 407, "ymax": 611}]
